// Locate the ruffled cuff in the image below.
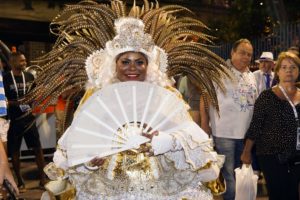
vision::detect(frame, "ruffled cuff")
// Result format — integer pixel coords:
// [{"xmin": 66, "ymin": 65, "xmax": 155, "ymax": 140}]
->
[
  {"xmin": 197, "ymin": 163, "xmax": 220, "ymax": 182},
  {"xmin": 53, "ymin": 128, "xmax": 70, "ymax": 170},
  {"xmin": 151, "ymin": 132, "xmax": 181, "ymax": 155},
  {"xmin": 164, "ymin": 121, "xmax": 218, "ymax": 171},
  {"xmin": 53, "ymin": 147, "xmax": 69, "ymax": 170}
]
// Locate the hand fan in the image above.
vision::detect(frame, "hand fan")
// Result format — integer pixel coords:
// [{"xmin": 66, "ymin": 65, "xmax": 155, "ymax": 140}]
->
[{"xmin": 66, "ymin": 81, "xmax": 191, "ymax": 166}]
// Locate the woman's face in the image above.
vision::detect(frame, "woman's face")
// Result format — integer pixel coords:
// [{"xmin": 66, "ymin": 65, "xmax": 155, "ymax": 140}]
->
[
  {"xmin": 278, "ymin": 58, "xmax": 299, "ymax": 83},
  {"xmin": 116, "ymin": 52, "xmax": 148, "ymax": 82}
]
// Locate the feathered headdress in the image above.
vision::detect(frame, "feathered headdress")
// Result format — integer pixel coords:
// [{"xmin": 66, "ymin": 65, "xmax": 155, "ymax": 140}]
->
[
  {"xmin": 85, "ymin": 17, "xmax": 171, "ymax": 88},
  {"xmin": 25, "ymin": 0, "xmax": 230, "ymax": 129}
]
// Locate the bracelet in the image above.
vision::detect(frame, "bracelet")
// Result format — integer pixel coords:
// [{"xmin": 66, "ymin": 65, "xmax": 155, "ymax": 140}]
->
[{"xmin": 84, "ymin": 162, "xmax": 99, "ymax": 171}]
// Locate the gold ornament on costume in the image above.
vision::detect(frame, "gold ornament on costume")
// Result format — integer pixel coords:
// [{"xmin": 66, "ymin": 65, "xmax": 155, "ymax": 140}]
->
[{"xmin": 44, "ymin": 180, "xmax": 76, "ymax": 200}]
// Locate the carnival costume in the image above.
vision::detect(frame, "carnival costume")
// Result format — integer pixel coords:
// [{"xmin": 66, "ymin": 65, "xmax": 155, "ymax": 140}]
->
[{"xmin": 27, "ymin": 0, "xmax": 231, "ymax": 199}]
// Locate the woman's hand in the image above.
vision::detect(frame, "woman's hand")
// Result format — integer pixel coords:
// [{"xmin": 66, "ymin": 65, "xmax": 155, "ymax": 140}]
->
[
  {"xmin": 240, "ymin": 139, "xmax": 255, "ymax": 165},
  {"xmin": 90, "ymin": 157, "xmax": 106, "ymax": 167},
  {"xmin": 240, "ymin": 150, "xmax": 252, "ymax": 165},
  {"xmin": 0, "ymin": 162, "xmax": 19, "ymax": 195},
  {"xmin": 142, "ymin": 130, "xmax": 159, "ymax": 141},
  {"xmin": 138, "ymin": 131, "xmax": 158, "ymax": 156},
  {"xmin": 137, "ymin": 143, "xmax": 153, "ymax": 156}
]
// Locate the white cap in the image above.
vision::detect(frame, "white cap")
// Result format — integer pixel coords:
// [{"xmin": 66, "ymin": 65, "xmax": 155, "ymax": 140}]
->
[{"xmin": 259, "ymin": 52, "xmax": 274, "ymax": 62}]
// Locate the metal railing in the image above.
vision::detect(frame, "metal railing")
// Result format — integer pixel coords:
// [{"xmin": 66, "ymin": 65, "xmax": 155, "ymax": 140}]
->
[{"xmin": 211, "ymin": 22, "xmax": 300, "ymax": 61}]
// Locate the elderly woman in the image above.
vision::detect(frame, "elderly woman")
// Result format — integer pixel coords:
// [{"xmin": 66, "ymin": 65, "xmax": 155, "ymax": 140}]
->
[{"xmin": 241, "ymin": 51, "xmax": 300, "ymax": 200}]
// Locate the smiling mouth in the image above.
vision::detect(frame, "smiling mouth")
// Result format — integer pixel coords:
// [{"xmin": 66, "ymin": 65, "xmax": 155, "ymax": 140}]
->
[
  {"xmin": 126, "ymin": 74, "xmax": 139, "ymax": 78},
  {"xmin": 126, "ymin": 74, "xmax": 140, "ymax": 79}
]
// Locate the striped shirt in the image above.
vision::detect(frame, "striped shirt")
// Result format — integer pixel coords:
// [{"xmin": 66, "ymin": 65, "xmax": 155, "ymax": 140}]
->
[{"xmin": 0, "ymin": 71, "xmax": 7, "ymax": 116}]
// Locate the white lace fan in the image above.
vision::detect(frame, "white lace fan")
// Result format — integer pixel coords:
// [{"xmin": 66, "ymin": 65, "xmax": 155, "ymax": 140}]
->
[{"xmin": 66, "ymin": 81, "xmax": 191, "ymax": 166}]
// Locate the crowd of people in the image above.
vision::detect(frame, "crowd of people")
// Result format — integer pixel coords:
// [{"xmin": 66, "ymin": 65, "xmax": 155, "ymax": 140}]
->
[
  {"xmin": 0, "ymin": 0, "xmax": 299, "ymax": 200},
  {"xmin": 200, "ymin": 46, "xmax": 299, "ymax": 200},
  {"xmin": 179, "ymin": 40, "xmax": 300, "ymax": 200}
]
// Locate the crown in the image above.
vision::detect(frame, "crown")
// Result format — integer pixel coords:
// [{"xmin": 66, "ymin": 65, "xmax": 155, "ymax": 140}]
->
[{"xmin": 107, "ymin": 18, "xmax": 155, "ymax": 55}]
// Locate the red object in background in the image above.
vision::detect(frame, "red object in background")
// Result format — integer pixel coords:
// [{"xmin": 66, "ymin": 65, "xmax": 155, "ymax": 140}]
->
[
  {"xmin": 32, "ymin": 96, "xmax": 70, "ymax": 114},
  {"xmin": 11, "ymin": 46, "xmax": 17, "ymax": 53}
]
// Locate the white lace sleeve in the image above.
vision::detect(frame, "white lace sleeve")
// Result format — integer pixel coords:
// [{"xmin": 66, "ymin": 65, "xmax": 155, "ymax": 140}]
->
[
  {"xmin": 53, "ymin": 128, "xmax": 70, "ymax": 170},
  {"xmin": 164, "ymin": 121, "xmax": 219, "ymax": 171},
  {"xmin": 151, "ymin": 132, "xmax": 181, "ymax": 155}
]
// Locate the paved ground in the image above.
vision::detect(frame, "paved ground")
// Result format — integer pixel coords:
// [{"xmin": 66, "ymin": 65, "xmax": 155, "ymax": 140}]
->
[
  {"xmin": 5, "ymin": 159, "xmax": 269, "ymax": 200},
  {"xmin": 16, "ymin": 160, "xmax": 46, "ymax": 200}
]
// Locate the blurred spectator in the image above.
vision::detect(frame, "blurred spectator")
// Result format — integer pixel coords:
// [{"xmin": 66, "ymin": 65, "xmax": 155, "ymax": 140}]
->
[
  {"xmin": 3, "ymin": 52, "xmax": 46, "ymax": 192},
  {"xmin": 200, "ymin": 38, "xmax": 258, "ymax": 200},
  {"xmin": 0, "ymin": 58, "xmax": 8, "ymax": 143},
  {"xmin": 254, "ymin": 52, "xmax": 275, "ymax": 94},
  {"xmin": 288, "ymin": 46, "xmax": 299, "ymax": 57},
  {"xmin": 0, "ymin": 58, "xmax": 3, "ymax": 72},
  {"xmin": 0, "ymin": 141, "xmax": 19, "ymax": 197},
  {"xmin": 241, "ymin": 51, "xmax": 300, "ymax": 200},
  {"xmin": 187, "ymin": 78, "xmax": 201, "ymax": 125},
  {"xmin": 177, "ymin": 76, "xmax": 189, "ymax": 102},
  {"xmin": 0, "ymin": 40, "xmax": 11, "ymax": 73},
  {"xmin": 273, "ymin": 46, "xmax": 300, "ymax": 86},
  {"xmin": 178, "ymin": 76, "xmax": 201, "ymax": 125},
  {"xmin": 0, "ymin": 59, "xmax": 17, "ymax": 196}
]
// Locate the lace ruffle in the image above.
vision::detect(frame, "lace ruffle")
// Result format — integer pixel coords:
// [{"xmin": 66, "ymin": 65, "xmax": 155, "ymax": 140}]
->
[
  {"xmin": 76, "ymin": 187, "xmax": 213, "ymax": 200},
  {"xmin": 68, "ymin": 164, "xmax": 214, "ymax": 200}
]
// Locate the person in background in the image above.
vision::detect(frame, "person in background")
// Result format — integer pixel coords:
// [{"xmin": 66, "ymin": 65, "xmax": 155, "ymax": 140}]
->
[
  {"xmin": 241, "ymin": 51, "xmax": 300, "ymax": 200},
  {"xmin": 0, "ymin": 59, "xmax": 18, "ymax": 197},
  {"xmin": 178, "ymin": 76, "xmax": 201, "ymax": 125},
  {"xmin": 251, "ymin": 59, "xmax": 260, "ymax": 72},
  {"xmin": 0, "ymin": 40, "xmax": 11, "ymax": 73},
  {"xmin": 0, "ymin": 55, "xmax": 9, "ymax": 147},
  {"xmin": 3, "ymin": 52, "xmax": 46, "ymax": 191},
  {"xmin": 0, "ymin": 58, "xmax": 4, "ymax": 72},
  {"xmin": 200, "ymin": 38, "xmax": 258, "ymax": 200},
  {"xmin": 177, "ymin": 76, "xmax": 189, "ymax": 102},
  {"xmin": 253, "ymin": 52, "xmax": 275, "ymax": 95},
  {"xmin": 252, "ymin": 52, "xmax": 275, "ymax": 178},
  {"xmin": 272, "ymin": 47, "xmax": 300, "ymax": 87},
  {"xmin": 186, "ymin": 78, "xmax": 202, "ymax": 125},
  {"xmin": 0, "ymin": 59, "xmax": 7, "ymax": 134},
  {"xmin": 0, "ymin": 141, "xmax": 19, "ymax": 197},
  {"xmin": 288, "ymin": 46, "xmax": 300, "ymax": 57},
  {"xmin": 0, "ymin": 55, "xmax": 8, "ymax": 143}
]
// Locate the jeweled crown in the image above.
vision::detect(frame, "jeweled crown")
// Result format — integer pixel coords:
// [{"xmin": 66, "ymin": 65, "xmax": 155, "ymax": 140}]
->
[{"xmin": 108, "ymin": 18, "xmax": 155, "ymax": 53}]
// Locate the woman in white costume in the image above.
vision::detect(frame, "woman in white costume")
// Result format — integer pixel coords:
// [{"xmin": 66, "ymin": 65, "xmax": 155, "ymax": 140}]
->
[{"xmin": 26, "ymin": 1, "xmax": 231, "ymax": 199}]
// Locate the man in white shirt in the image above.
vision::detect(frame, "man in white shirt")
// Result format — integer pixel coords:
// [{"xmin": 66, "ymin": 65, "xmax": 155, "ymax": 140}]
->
[
  {"xmin": 253, "ymin": 52, "xmax": 275, "ymax": 94},
  {"xmin": 200, "ymin": 39, "xmax": 258, "ymax": 200}
]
